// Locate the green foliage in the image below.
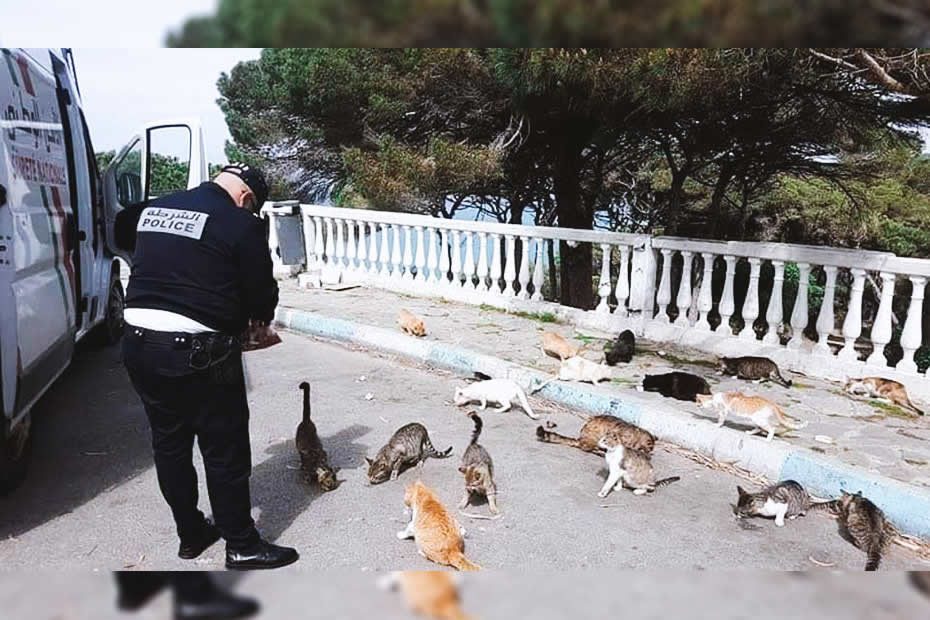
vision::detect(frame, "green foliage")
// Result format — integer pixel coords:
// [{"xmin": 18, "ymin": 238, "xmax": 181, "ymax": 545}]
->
[{"xmin": 165, "ymin": 1, "xmax": 930, "ymax": 46}]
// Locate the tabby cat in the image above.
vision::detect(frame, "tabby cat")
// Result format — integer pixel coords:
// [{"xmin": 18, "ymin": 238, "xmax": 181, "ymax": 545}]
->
[
  {"xmin": 719, "ymin": 356, "xmax": 792, "ymax": 388},
  {"xmin": 733, "ymin": 481, "xmax": 833, "ymax": 526},
  {"xmin": 367, "ymin": 423, "xmax": 453, "ymax": 484},
  {"xmin": 604, "ymin": 329, "xmax": 635, "ymax": 366},
  {"xmin": 397, "ymin": 480, "xmax": 481, "ymax": 571},
  {"xmin": 295, "ymin": 382, "xmax": 338, "ymax": 491},
  {"xmin": 597, "ymin": 439, "xmax": 679, "ymax": 498},
  {"xmin": 642, "ymin": 371, "xmax": 711, "ymax": 402},
  {"xmin": 535, "ymin": 415, "xmax": 655, "ymax": 456},
  {"xmin": 836, "ymin": 491, "xmax": 893, "ymax": 571},
  {"xmin": 376, "ymin": 571, "xmax": 474, "ymax": 620},
  {"xmin": 459, "ymin": 412, "xmax": 498, "ymax": 515}
]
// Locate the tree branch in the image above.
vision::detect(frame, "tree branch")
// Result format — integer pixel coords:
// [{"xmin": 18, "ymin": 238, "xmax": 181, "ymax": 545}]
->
[{"xmin": 856, "ymin": 48, "xmax": 917, "ymax": 97}]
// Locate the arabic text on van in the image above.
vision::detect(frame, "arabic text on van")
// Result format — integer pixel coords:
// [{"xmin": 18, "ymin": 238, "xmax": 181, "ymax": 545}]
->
[{"xmin": 11, "ymin": 154, "xmax": 66, "ymax": 186}]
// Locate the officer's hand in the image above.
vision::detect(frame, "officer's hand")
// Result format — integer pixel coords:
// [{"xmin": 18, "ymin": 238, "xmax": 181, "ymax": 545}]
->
[{"xmin": 242, "ymin": 321, "xmax": 282, "ymax": 352}]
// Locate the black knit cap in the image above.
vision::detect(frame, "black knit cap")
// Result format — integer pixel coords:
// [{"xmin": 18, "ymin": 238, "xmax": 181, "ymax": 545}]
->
[{"xmin": 221, "ymin": 162, "xmax": 269, "ymax": 210}]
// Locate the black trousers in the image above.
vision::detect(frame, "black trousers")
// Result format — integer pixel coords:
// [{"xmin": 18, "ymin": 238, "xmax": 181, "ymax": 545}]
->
[{"xmin": 122, "ymin": 327, "xmax": 259, "ymax": 551}]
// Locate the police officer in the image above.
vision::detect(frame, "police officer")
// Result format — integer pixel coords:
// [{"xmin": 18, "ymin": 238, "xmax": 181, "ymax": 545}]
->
[{"xmin": 118, "ymin": 163, "xmax": 298, "ymax": 570}]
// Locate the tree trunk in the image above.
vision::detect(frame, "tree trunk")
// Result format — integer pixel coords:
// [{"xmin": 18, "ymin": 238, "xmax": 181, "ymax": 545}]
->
[
  {"xmin": 664, "ymin": 170, "xmax": 687, "ymax": 236},
  {"xmin": 710, "ymin": 163, "xmax": 735, "ymax": 238},
  {"xmin": 553, "ymin": 134, "xmax": 594, "ymax": 309},
  {"xmin": 509, "ymin": 200, "xmax": 526, "ymax": 278}
]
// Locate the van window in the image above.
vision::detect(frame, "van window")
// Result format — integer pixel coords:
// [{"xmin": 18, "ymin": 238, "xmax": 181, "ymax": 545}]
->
[
  {"xmin": 114, "ymin": 140, "xmax": 143, "ymax": 206},
  {"xmin": 79, "ymin": 111, "xmax": 100, "ymax": 251},
  {"xmin": 147, "ymin": 125, "xmax": 192, "ymax": 199}
]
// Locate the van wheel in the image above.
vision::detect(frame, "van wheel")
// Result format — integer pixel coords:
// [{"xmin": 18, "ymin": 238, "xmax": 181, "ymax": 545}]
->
[
  {"xmin": 0, "ymin": 413, "xmax": 32, "ymax": 496},
  {"xmin": 91, "ymin": 274, "xmax": 125, "ymax": 346},
  {"xmin": 103, "ymin": 276, "xmax": 125, "ymax": 344}
]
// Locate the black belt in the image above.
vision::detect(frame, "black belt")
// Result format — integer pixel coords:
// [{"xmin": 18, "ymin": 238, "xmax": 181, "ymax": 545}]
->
[{"xmin": 126, "ymin": 326, "xmax": 240, "ymax": 370}]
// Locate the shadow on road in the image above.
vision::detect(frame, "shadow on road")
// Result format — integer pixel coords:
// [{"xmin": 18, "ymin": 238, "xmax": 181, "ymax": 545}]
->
[
  {"xmin": 250, "ymin": 424, "xmax": 371, "ymax": 544},
  {"xmin": 0, "ymin": 341, "xmax": 154, "ymax": 539}
]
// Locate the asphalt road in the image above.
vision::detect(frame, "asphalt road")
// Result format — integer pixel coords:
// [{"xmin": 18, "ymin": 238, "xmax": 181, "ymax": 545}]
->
[
  {"xmin": 0, "ymin": 329, "xmax": 926, "ymax": 570},
  {"xmin": 0, "ymin": 571, "xmax": 928, "ymax": 619}
]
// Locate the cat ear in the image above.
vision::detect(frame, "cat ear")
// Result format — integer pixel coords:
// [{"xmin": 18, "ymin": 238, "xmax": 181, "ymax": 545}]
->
[
  {"xmin": 736, "ymin": 486, "xmax": 747, "ymax": 497},
  {"xmin": 365, "ymin": 457, "xmax": 373, "ymax": 467},
  {"xmin": 458, "ymin": 466, "xmax": 467, "ymax": 473}
]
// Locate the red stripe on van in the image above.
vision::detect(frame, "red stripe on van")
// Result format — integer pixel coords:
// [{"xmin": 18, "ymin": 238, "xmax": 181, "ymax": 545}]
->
[
  {"xmin": 49, "ymin": 186, "xmax": 76, "ymax": 302},
  {"xmin": 14, "ymin": 54, "xmax": 35, "ymax": 97}
]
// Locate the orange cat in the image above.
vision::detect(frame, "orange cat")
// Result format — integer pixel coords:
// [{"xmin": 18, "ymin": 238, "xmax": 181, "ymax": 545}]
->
[
  {"xmin": 696, "ymin": 392, "xmax": 807, "ymax": 441},
  {"xmin": 398, "ymin": 480, "xmax": 481, "ymax": 571},
  {"xmin": 377, "ymin": 571, "xmax": 476, "ymax": 620},
  {"xmin": 398, "ymin": 309, "xmax": 428, "ymax": 337},
  {"xmin": 541, "ymin": 331, "xmax": 585, "ymax": 361}
]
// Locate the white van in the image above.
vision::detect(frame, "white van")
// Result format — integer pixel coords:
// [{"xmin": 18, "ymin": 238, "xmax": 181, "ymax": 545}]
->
[{"xmin": 0, "ymin": 47, "xmax": 207, "ymax": 492}]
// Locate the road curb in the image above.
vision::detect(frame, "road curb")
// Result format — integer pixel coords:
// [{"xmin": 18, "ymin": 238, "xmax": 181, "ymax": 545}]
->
[{"xmin": 276, "ymin": 307, "xmax": 930, "ymax": 540}]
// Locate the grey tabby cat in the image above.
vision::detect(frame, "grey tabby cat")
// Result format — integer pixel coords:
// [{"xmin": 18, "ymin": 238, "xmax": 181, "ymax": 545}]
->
[
  {"xmin": 296, "ymin": 382, "xmax": 338, "ymax": 491},
  {"xmin": 733, "ymin": 480, "xmax": 833, "ymax": 526},
  {"xmin": 458, "ymin": 412, "xmax": 499, "ymax": 514},
  {"xmin": 835, "ymin": 490, "xmax": 893, "ymax": 571},
  {"xmin": 720, "ymin": 356, "xmax": 792, "ymax": 388},
  {"xmin": 366, "ymin": 422, "xmax": 453, "ymax": 484},
  {"xmin": 597, "ymin": 438, "xmax": 679, "ymax": 497}
]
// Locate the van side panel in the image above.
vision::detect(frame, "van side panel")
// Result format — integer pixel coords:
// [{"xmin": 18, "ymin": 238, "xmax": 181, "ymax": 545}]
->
[{"xmin": 0, "ymin": 49, "xmax": 75, "ymax": 419}]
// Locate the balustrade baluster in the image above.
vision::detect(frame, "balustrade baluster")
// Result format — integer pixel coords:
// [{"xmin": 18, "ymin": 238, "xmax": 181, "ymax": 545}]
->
[
  {"xmin": 716, "ymin": 255, "xmax": 738, "ymax": 335},
  {"xmin": 738, "ymin": 257, "xmax": 761, "ymax": 340},
  {"xmin": 656, "ymin": 249, "xmax": 674, "ymax": 323},
  {"xmin": 596, "ymin": 243, "xmax": 613, "ymax": 314},
  {"xmin": 531, "ymin": 239, "xmax": 545, "ymax": 301},
  {"xmin": 674, "ymin": 251, "xmax": 694, "ymax": 327},
  {"xmin": 763, "ymin": 260, "xmax": 785, "ymax": 345},
  {"xmin": 504, "ymin": 235, "xmax": 518, "ymax": 297},
  {"xmin": 476, "ymin": 232, "xmax": 490, "ymax": 293},
  {"xmin": 814, "ymin": 265, "xmax": 838, "ymax": 354},
  {"xmin": 787, "ymin": 262, "xmax": 811, "ymax": 349},
  {"xmin": 897, "ymin": 275, "xmax": 927, "ymax": 373}
]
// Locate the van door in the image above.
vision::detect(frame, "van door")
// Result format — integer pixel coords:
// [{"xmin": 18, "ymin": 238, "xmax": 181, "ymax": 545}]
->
[{"xmin": 101, "ymin": 119, "xmax": 207, "ymax": 262}]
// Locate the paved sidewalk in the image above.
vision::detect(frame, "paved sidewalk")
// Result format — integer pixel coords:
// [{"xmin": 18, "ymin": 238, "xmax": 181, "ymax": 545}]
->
[{"xmin": 278, "ymin": 281, "xmax": 930, "ymax": 492}]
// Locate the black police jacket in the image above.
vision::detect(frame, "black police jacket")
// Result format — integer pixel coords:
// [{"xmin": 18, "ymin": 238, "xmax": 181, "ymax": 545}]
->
[{"xmin": 116, "ymin": 182, "xmax": 279, "ymax": 334}]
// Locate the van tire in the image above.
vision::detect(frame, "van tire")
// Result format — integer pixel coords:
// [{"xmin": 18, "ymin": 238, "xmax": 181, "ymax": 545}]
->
[
  {"xmin": 0, "ymin": 413, "xmax": 32, "ymax": 496},
  {"xmin": 90, "ymin": 272, "xmax": 125, "ymax": 346}
]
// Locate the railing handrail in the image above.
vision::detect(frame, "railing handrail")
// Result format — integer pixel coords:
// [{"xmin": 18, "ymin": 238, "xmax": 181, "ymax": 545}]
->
[{"xmin": 297, "ymin": 203, "xmax": 649, "ymax": 247}]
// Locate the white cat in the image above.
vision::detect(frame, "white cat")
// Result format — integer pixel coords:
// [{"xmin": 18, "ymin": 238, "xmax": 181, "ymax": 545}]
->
[
  {"xmin": 453, "ymin": 379, "xmax": 539, "ymax": 420},
  {"xmin": 557, "ymin": 356, "xmax": 612, "ymax": 384}
]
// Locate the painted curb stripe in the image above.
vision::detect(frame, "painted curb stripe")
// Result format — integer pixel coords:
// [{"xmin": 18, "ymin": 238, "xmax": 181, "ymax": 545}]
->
[{"xmin": 276, "ymin": 307, "xmax": 930, "ymax": 539}]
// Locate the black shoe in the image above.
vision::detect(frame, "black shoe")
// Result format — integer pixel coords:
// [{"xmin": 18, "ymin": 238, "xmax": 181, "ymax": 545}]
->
[
  {"xmin": 117, "ymin": 574, "xmax": 167, "ymax": 610},
  {"xmin": 174, "ymin": 589, "xmax": 259, "ymax": 620},
  {"xmin": 178, "ymin": 519, "xmax": 221, "ymax": 560},
  {"xmin": 225, "ymin": 539, "xmax": 299, "ymax": 570}
]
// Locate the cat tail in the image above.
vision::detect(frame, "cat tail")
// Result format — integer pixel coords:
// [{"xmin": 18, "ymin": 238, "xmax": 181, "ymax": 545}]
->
[
  {"xmin": 774, "ymin": 369, "xmax": 793, "ymax": 388},
  {"xmin": 774, "ymin": 405, "xmax": 808, "ymax": 430},
  {"xmin": 467, "ymin": 412, "xmax": 483, "ymax": 446},
  {"xmin": 809, "ymin": 500, "xmax": 841, "ymax": 516},
  {"xmin": 655, "ymin": 476, "xmax": 681, "ymax": 489},
  {"xmin": 535, "ymin": 426, "xmax": 582, "ymax": 448},
  {"xmin": 448, "ymin": 550, "xmax": 481, "ymax": 571},
  {"xmin": 904, "ymin": 397, "xmax": 924, "ymax": 416},
  {"xmin": 529, "ymin": 375, "xmax": 557, "ymax": 394},
  {"xmin": 515, "ymin": 387, "xmax": 537, "ymax": 418},
  {"xmin": 299, "ymin": 381, "xmax": 311, "ymax": 424},
  {"xmin": 424, "ymin": 436, "xmax": 454, "ymax": 459},
  {"xmin": 864, "ymin": 535, "xmax": 884, "ymax": 571}
]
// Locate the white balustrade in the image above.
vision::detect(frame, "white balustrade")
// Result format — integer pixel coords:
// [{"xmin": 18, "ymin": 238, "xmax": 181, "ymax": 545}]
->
[
  {"xmin": 897, "ymin": 276, "xmax": 927, "ymax": 373},
  {"xmin": 674, "ymin": 250, "xmax": 694, "ymax": 327},
  {"xmin": 814, "ymin": 265, "xmax": 838, "ymax": 354},
  {"xmin": 489, "ymin": 233, "xmax": 503, "ymax": 295},
  {"xmin": 464, "ymin": 231, "xmax": 477, "ymax": 290},
  {"xmin": 345, "ymin": 219, "xmax": 357, "ymax": 274},
  {"xmin": 787, "ymin": 262, "xmax": 811, "ymax": 349},
  {"xmin": 716, "ymin": 255, "xmax": 737, "ymax": 335},
  {"xmin": 838, "ymin": 268, "xmax": 866, "ymax": 360},
  {"xmin": 438, "ymin": 229, "xmax": 450, "ymax": 286},
  {"xmin": 414, "ymin": 226, "xmax": 427, "ymax": 283},
  {"xmin": 451, "ymin": 230, "xmax": 464, "ymax": 288},
  {"xmin": 596, "ymin": 243, "xmax": 613, "ymax": 314},
  {"xmin": 390, "ymin": 224, "xmax": 403, "ymax": 281},
  {"xmin": 866, "ymin": 272, "xmax": 896, "ymax": 366},
  {"xmin": 763, "ymin": 260, "xmax": 785, "ymax": 345},
  {"xmin": 615, "ymin": 245, "xmax": 630, "ymax": 317},
  {"xmin": 476, "ymin": 232, "xmax": 489, "ymax": 293},
  {"xmin": 287, "ymin": 204, "xmax": 930, "ymax": 400},
  {"xmin": 504, "ymin": 235, "xmax": 518, "ymax": 297},
  {"xmin": 517, "ymin": 236, "xmax": 531, "ymax": 300},
  {"xmin": 379, "ymin": 224, "xmax": 391, "ymax": 279},
  {"xmin": 531, "ymin": 238, "xmax": 545, "ymax": 301},
  {"xmin": 738, "ymin": 257, "xmax": 761, "ymax": 340},
  {"xmin": 400, "ymin": 226, "xmax": 413, "ymax": 281},
  {"xmin": 656, "ymin": 248, "xmax": 674, "ymax": 323}
]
